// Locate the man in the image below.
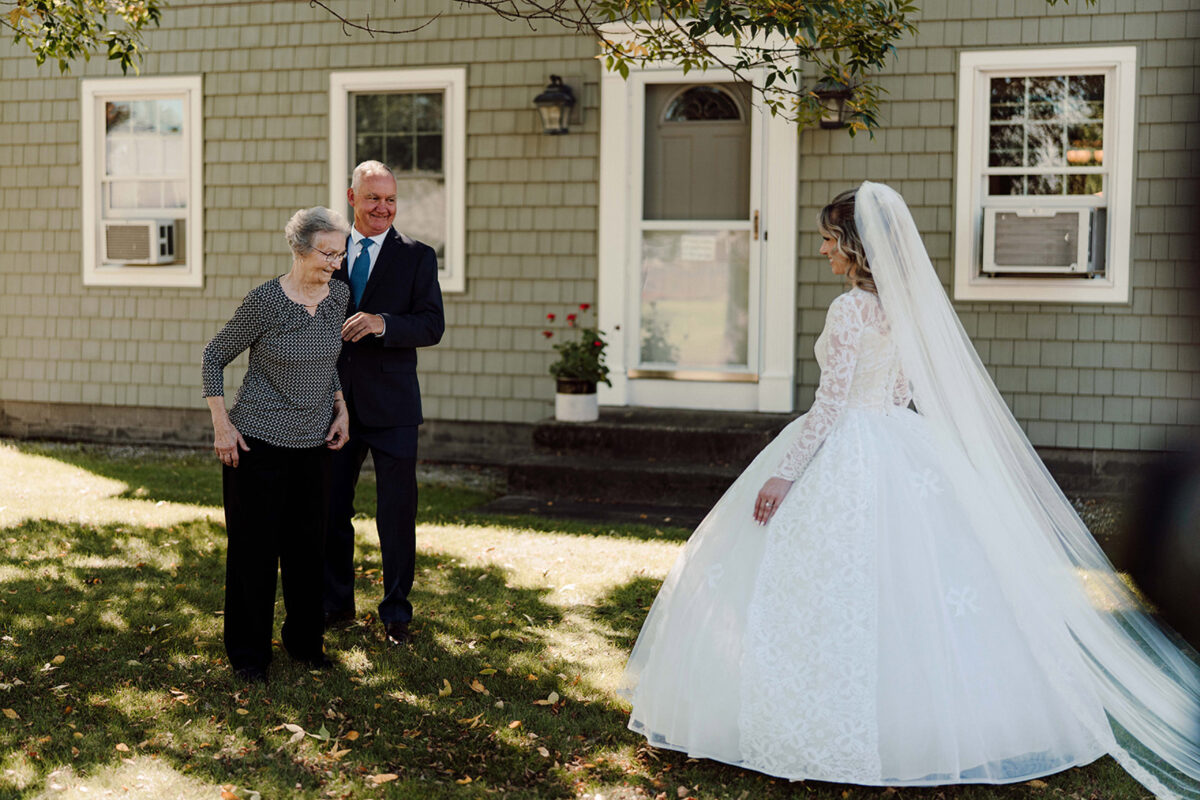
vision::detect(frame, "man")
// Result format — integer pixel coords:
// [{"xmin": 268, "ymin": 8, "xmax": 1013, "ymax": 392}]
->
[{"xmin": 324, "ymin": 160, "xmax": 445, "ymax": 646}]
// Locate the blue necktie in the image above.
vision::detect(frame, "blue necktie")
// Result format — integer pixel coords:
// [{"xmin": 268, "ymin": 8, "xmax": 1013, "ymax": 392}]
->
[{"xmin": 350, "ymin": 238, "xmax": 372, "ymax": 306}]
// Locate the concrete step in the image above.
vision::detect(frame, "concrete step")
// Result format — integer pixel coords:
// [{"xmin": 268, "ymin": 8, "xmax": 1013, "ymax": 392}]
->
[
  {"xmin": 531, "ymin": 406, "xmax": 794, "ymax": 467},
  {"xmin": 506, "ymin": 452, "xmax": 742, "ymax": 509}
]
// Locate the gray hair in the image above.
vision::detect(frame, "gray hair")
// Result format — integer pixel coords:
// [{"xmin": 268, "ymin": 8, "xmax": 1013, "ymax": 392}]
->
[
  {"xmin": 284, "ymin": 206, "xmax": 350, "ymax": 255},
  {"xmin": 351, "ymin": 160, "xmax": 396, "ymax": 192}
]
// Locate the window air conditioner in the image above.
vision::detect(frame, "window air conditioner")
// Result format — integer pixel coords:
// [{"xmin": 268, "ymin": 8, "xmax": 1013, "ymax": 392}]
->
[
  {"xmin": 982, "ymin": 207, "xmax": 1105, "ymax": 276},
  {"xmin": 102, "ymin": 219, "xmax": 177, "ymax": 265}
]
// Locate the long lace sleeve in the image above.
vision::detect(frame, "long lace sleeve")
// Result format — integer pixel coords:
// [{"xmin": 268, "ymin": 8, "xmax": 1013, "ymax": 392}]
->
[
  {"xmin": 892, "ymin": 365, "xmax": 912, "ymax": 408},
  {"xmin": 773, "ymin": 295, "xmax": 866, "ymax": 481}
]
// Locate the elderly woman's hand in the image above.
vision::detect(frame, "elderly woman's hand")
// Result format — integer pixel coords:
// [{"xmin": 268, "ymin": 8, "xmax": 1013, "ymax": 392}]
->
[
  {"xmin": 213, "ymin": 419, "xmax": 250, "ymax": 467},
  {"xmin": 325, "ymin": 396, "xmax": 350, "ymax": 450},
  {"xmin": 206, "ymin": 396, "xmax": 250, "ymax": 467},
  {"xmin": 754, "ymin": 477, "xmax": 793, "ymax": 525}
]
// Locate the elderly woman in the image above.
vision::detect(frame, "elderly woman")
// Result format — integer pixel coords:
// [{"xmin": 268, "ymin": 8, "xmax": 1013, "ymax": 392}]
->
[{"xmin": 202, "ymin": 206, "xmax": 352, "ymax": 684}]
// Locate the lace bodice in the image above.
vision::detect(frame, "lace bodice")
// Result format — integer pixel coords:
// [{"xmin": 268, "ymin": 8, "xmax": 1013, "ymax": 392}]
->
[{"xmin": 774, "ymin": 289, "xmax": 910, "ymax": 481}]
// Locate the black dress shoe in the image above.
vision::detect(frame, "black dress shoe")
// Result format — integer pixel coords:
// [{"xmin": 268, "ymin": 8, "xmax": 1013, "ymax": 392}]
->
[
  {"xmin": 384, "ymin": 621, "xmax": 412, "ymax": 646},
  {"xmin": 324, "ymin": 609, "xmax": 356, "ymax": 630},
  {"xmin": 234, "ymin": 666, "xmax": 269, "ymax": 685}
]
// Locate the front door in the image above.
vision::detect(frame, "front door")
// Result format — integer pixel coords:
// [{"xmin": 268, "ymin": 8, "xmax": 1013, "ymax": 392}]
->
[{"xmin": 598, "ymin": 67, "xmax": 797, "ymax": 412}]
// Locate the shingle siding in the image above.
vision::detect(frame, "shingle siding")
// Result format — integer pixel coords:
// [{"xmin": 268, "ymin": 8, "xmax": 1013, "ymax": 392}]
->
[{"xmin": 0, "ymin": 0, "xmax": 1195, "ymax": 447}]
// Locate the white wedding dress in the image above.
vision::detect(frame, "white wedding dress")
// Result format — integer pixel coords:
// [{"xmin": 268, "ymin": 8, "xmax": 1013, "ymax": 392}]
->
[{"xmin": 619, "ymin": 287, "xmax": 1113, "ymax": 784}]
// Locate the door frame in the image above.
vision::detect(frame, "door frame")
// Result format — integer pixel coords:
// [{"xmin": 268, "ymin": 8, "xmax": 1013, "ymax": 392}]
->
[{"xmin": 598, "ymin": 59, "xmax": 798, "ymax": 412}]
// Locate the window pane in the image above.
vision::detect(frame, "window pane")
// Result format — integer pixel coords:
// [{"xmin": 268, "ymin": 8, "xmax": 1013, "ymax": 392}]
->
[
  {"xmin": 355, "ymin": 94, "xmax": 384, "ymax": 133},
  {"xmin": 106, "ymin": 139, "xmax": 137, "ymax": 177},
  {"xmin": 386, "ymin": 135, "xmax": 413, "ymax": 171},
  {"xmin": 1067, "ymin": 123, "xmax": 1103, "ymax": 166},
  {"xmin": 1027, "ymin": 174, "xmax": 1063, "ymax": 195},
  {"xmin": 988, "ymin": 175, "xmax": 1026, "ymax": 195},
  {"xmin": 988, "ymin": 124, "xmax": 1023, "ymax": 167},
  {"xmin": 396, "ymin": 177, "xmax": 446, "ymax": 257},
  {"xmin": 1067, "ymin": 75, "xmax": 1105, "ymax": 121},
  {"xmin": 413, "ymin": 92, "xmax": 442, "ymax": 132},
  {"xmin": 163, "ymin": 180, "xmax": 187, "ymax": 208},
  {"xmin": 356, "ymin": 134, "xmax": 385, "ymax": 166},
  {"xmin": 1067, "ymin": 174, "xmax": 1104, "ymax": 196},
  {"xmin": 639, "ymin": 230, "xmax": 750, "ymax": 369},
  {"xmin": 1027, "ymin": 76, "xmax": 1064, "ymax": 120},
  {"xmin": 106, "ymin": 102, "xmax": 132, "ymax": 134},
  {"xmin": 108, "ymin": 181, "xmax": 139, "ymax": 209},
  {"xmin": 989, "ymin": 77, "xmax": 1024, "ymax": 121},
  {"xmin": 386, "ymin": 93, "xmax": 414, "ymax": 131},
  {"xmin": 664, "ymin": 86, "xmax": 742, "ymax": 121},
  {"xmin": 137, "ymin": 181, "xmax": 163, "ymax": 207},
  {"xmin": 416, "ymin": 134, "xmax": 442, "ymax": 172},
  {"xmin": 1026, "ymin": 123, "xmax": 1064, "ymax": 167},
  {"xmin": 130, "ymin": 100, "xmax": 157, "ymax": 133},
  {"xmin": 159, "ymin": 100, "xmax": 184, "ymax": 135}
]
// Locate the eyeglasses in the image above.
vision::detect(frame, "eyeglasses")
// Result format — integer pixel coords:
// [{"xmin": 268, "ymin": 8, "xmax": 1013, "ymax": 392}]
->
[{"xmin": 311, "ymin": 247, "xmax": 347, "ymax": 264}]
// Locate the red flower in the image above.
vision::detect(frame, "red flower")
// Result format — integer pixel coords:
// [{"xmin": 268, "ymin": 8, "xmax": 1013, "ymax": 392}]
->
[
  {"xmin": 579, "ymin": 303, "xmax": 591, "ymax": 311},
  {"xmin": 546, "ymin": 313, "xmax": 556, "ymax": 322},
  {"xmin": 542, "ymin": 330, "xmax": 553, "ymax": 338},
  {"xmin": 566, "ymin": 313, "xmax": 577, "ymax": 326},
  {"xmin": 593, "ymin": 340, "xmax": 602, "ymax": 347}
]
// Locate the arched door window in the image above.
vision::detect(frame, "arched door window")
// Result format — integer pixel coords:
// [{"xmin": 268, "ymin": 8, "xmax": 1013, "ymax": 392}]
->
[{"xmin": 662, "ymin": 85, "xmax": 744, "ymax": 122}]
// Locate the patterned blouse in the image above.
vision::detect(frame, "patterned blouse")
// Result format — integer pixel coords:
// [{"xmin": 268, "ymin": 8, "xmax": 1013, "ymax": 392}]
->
[{"xmin": 202, "ymin": 278, "xmax": 349, "ymax": 449}]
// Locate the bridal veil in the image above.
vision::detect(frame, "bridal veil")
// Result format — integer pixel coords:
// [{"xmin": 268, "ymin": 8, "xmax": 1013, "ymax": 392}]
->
[{"xmin": 856, "ymin": 180, "xmax": 1200, "ymax": 799}]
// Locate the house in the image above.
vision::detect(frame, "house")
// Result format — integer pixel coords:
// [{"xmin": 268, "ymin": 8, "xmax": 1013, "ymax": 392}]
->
[{"xmin": 0, "ymin": 0, "xmax": 1196, "ymax": 482}]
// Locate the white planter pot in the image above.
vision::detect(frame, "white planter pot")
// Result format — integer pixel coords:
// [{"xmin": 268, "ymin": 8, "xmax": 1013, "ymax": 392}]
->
[{"xmin": 554, "ymin": 379, "xmax": 599, "ymax": 422}]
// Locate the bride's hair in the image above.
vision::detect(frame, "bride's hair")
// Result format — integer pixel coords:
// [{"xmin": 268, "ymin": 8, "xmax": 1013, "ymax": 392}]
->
[{"xmin": 820, "ymin": 189, "xmax": 877, "ymax": 294}]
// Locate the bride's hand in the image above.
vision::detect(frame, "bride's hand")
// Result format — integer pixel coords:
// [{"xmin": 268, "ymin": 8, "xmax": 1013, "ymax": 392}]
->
[{"xmin": 754, "ymin": 477, "xmax": 793, "ymax": 525}]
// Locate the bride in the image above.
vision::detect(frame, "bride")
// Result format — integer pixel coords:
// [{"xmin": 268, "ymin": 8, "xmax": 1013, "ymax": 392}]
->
[{"xmin": 619, "ymin": 182, "xmax": 1200, "ymax": 797}]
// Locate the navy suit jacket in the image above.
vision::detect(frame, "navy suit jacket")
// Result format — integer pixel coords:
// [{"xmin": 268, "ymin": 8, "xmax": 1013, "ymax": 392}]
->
[{"xmin": 333, "ymin": 228, "xmax": 444, "ymax": 428}]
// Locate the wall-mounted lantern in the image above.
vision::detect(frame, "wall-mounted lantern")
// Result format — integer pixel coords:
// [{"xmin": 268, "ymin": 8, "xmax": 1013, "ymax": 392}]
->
[
  {"xmin": 534, "ymin": 75, "xmax": 576, "ymax": 135},
  {"xmin": 813, "ymin": 78, "xmax": 854, "ymax": 129}
]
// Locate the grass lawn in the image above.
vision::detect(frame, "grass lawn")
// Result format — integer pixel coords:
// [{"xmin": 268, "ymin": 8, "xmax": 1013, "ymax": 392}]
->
[{"xmin": 0, "ymin": 441, "xmax": 1147, "ymax": 800}]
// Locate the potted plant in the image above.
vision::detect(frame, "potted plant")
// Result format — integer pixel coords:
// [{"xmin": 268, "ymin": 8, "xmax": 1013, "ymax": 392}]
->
[{"xmin": 542, "ymin": 303, "xmax": 610, "ymax": 422}]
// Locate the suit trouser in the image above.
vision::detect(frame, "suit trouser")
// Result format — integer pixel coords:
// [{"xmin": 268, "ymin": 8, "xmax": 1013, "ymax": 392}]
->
[
  {"xmin": 324, "ymin": 424, "xmax": 418, "ymax": 625},
  {"xmin": 222, "ymin": 437, "xmax": 329, "ymax": 671}
]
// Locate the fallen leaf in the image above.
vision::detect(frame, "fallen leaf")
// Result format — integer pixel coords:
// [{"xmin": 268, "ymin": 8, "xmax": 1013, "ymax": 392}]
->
[
  {"xmin": 479, "ymin": 668, "xmax": 497, "ymax": 675},
  {"xmin": 2, "ymin": 708, "xmax": 17, "ymax": 719},
  {"xmin": 1028, "ymin": 780, "xmax": 1049, "ymax": 789},
  {"xmin": 456, "ymin": 776, "xmax": 473, "ymax": 784},
  {"xmin": 115, "ymin": 743, "xmax": 129, "ymax": 752},
  {"xmin": 220, "ymin": 790, "xmax": 240, "ymax": 800},
  {"xmin": 469, "ymin": 679, "xmax": 488, "ymax": 695},
  {"xmin": 370, "ymin": 773, "xmax": 398, "ymax": 784},
  {"xmin": 235, "ymin": 708, "xmax": 249, "ymax": 715},
  {"xmin": 344, "ymin": 730, "xmax": 359, "ymax": 741},
  {"xmin": 537, "ymin": 746, "xmax": 550, "ymax": 758},
  {"xmin": 438, "ymin": 679, "xmax": 452, "ymax": 697},
  {"xmin": 51, "ymin": 655, "xmax": 65, "ymax": 664},
  {"xmin": 508, "ymin": 720, "xmax": 522, "ymax": 729}
]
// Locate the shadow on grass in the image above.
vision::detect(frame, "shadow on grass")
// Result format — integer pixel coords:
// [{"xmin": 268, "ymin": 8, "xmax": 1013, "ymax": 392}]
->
[{"xmin": 0, "ymin": 518, "xmax": 668, "ymax": 799}]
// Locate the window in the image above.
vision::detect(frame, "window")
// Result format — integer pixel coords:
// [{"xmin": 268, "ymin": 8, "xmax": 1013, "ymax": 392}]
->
[
  {"xmin": 329, "ymin": 69, "xmax": 466, "ymax": 293},
  {"xmin": 81, "ymin": 76, "xmax": 203, "ymax": 287},
  {"xmin": 953, "ymin": 47, "xmax": 1136, "ymax": 303}
]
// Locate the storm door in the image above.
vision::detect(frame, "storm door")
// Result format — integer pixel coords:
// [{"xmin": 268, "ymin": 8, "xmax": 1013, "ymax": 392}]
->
[{"xmin": 597, "ymin": 66, "xmax": 797, "ymax": 412}]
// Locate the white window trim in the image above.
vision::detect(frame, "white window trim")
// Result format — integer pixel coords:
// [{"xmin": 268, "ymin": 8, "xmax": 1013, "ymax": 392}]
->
[
  {"xmin": 953, "ymin": 46, "xmax": 1137, "ymax": 304},
  {"xmin": 81, "ymin": 75, "xmax": 203, "ymax": 288},
  {"xmin": 329, "ymin": 68, "xmax": 467, "ymax": 294},
  {"xmin": 597, "ymin": 37, "xmax": 798, "ymax": 413}
]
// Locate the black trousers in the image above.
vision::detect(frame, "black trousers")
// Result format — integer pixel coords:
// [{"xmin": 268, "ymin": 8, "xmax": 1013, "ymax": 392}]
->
[
  {"xmin": 324, "ymin": 423, "xmax": 418, "ymax": 625},
  {"xmin": 222, "ymin": 437, "xmax": 330, "ymax": 671}
]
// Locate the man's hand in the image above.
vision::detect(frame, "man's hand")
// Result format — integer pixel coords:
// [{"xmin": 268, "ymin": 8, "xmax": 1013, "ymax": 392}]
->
[
  {"xmin": 754, "ymin": 477, "xmax": 793, "ymax": 525},
  {"xmin": 326, "ymin": 400, "xmax": 350, "ymax": 450},
  {"xmin": 342, "ymin": 312, "xmax": 385, "ymax": 342}
]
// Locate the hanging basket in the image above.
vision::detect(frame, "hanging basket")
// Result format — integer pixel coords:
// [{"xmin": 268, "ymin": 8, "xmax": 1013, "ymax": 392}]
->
[{"xmin": 554, "ymin": 378, "xmax": 598, "ymax": 422}]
